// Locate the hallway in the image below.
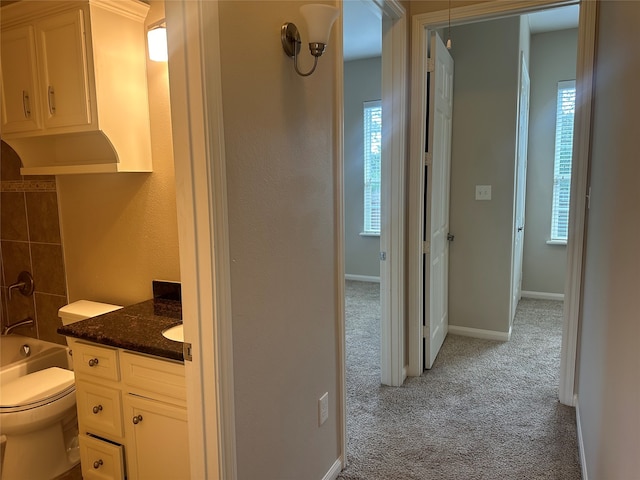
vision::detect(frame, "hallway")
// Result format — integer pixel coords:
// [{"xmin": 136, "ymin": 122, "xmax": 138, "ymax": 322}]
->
[{"xmin": 339, "ymin": 280, "xmax": 581, "ymax": 479}]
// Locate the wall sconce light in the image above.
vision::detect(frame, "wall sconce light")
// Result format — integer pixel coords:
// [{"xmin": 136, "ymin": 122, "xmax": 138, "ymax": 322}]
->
[
  {"xmin": 281, "ymin": 4, "xmax": 339, "ymax": 77},
  {"xmin": 147, "ymin": 19, "xmax": 168, "ymax": 62}
]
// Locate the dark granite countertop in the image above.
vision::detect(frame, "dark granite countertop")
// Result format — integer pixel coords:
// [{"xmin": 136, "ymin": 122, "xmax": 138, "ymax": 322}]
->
[{"xmin": 58, "ymin": 299, "xmax": 184, "ymax": 362}]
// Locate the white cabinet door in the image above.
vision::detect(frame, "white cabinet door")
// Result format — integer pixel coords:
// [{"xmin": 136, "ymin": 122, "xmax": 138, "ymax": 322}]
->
[
  {"xmin": 35, "ymin": 8, "xmax": 92, "ymax": 130},
  {"xmin": 123, "ymin": 395, "xmax": 190, "ymax": 480},
  {"xmin": 0, "ymin": 25, "xmax": 41, "ymax": 133}
]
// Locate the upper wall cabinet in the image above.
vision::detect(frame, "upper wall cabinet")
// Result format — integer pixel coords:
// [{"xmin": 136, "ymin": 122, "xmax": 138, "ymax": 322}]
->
[{"xmin": 0, "ymin": 0, "xmax": 152, "ymax": 175}]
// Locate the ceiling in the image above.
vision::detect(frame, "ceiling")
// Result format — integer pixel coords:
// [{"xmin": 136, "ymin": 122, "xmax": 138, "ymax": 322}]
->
[{"xmin": 343, "ymin": 2, "xmax": 580, "ymax": 62}]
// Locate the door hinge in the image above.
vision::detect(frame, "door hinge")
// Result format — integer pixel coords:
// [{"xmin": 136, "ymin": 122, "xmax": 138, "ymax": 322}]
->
[
  {"xmin": 425, "ymin": 152, "xmax": 432, "ymax": 166},
  {"xmin": 427, "ymin": 57, "xmax": 435, "ymax": 73},
  {"xmin": 447, "ymin": 233, "xmax": 455, "ymax": 242},
  {"xmin": 183, "ymin": 342, "xmax": 193, "ymax": 362},
  {"xmin": 423, "ymin": 241, "xmax": 430, "ymax": 254},
  {"xmin": 380, "ymin": 251, "xmax": 387, "ymax": 261},
  {"xmin": 422, "ymin": 325, "xmax": 429, "ymax": 338}
]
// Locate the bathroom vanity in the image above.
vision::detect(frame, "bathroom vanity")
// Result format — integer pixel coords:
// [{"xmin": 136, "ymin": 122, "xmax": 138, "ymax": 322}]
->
[{"xmin": 59, "ymin": 299, "xmax": 188, "ymax": 480}]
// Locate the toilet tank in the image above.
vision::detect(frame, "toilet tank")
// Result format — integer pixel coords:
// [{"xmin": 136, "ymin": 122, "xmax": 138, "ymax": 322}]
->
[{"xmin": 59, "ymin": 300, "xmax": 123, "ymax": 326}]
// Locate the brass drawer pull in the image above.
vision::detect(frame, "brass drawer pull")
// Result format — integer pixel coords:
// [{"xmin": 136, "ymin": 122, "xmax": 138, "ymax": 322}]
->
[
  {"xmin": 132, "ymin": 414, "xmax": 143, "ymax": 425},
  {"xmin": 93, "ymin": 459, "xmax": 103, "ymax": 469},
  {"xmin": 88, "ymin": 358, "xmax": 99, "ymax": 367},
  {"xmin": 92, "ymin": 405, "xmax": 103, "ymax": 414}
]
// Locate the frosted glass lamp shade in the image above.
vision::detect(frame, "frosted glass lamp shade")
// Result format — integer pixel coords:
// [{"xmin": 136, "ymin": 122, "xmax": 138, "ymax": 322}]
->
[
  {"xmin": 300, "ymin": 4, "xmax": 339, "ymax": 45},
  {"xmin": 147, "ymin": 26, "xmax": 168, "ymax": 62},
  {"xmin": 281, "ymin": 4, "xmax": 339, "ymax": 76}
]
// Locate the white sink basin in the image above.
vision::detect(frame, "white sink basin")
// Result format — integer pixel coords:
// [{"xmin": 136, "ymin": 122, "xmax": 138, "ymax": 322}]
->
[{"xmin": 162, "ymin": 324, "xmax": 183, "ymax": 342}]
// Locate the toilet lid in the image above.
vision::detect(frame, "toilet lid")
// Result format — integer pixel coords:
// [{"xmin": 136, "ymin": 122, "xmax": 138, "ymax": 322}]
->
[{"xmin": 1, "ymin": 367, "xmax": 75, "ymax": 409}]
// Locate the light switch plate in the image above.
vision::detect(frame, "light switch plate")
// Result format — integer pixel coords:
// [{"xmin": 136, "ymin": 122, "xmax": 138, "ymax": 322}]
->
[{"xmin": 475, "ymin": 185, "xmax": 492, "ymax": 201}]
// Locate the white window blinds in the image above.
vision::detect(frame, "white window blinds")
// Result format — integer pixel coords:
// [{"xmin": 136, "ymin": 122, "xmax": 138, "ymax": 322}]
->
[
  {"xmin": 551, "ymin": 80, "xmax": 576, "ymax": 242},
  {"xmin": 363, "ymin": 100, "xmax": 382, "ymax": 235}
]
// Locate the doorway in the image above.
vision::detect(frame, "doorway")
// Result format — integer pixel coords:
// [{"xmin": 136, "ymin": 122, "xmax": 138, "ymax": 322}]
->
[
  {"xmin": 408, "ymin": 1, "xmax": 596, "ymax": 407},
  {"xmin": 342, "ymin": 0, "xmax": 407, "ymax": 393}
]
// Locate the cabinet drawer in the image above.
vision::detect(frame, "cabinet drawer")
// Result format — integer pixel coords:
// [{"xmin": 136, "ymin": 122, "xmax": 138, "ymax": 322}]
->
[
  {"xmin": 79, "ymin": 433, "xmax": 125, "ymax": 480},
  {"xmin": 76, "ymin": 380, "xmax": 123, "ymax": 438},
  {"xmin": 73, "ymin": 342, "xmax": 119, "ymax": 381},
  {"xmin": 121, "ymin": 351, "xmax": 185, "ymax": 402}
]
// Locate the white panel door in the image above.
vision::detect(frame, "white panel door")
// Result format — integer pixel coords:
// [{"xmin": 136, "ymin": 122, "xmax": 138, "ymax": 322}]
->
[
  {"xmin": 424, "ymin": 32, "xmax": 454, "ymax": 369},
  {"xmin": 511, "ymin": 53, "xmax": 530, "ymax": 323}
]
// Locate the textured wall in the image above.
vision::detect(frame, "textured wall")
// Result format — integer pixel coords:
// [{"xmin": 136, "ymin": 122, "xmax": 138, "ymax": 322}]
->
[
  {"xmin": 447, "ymin": 17, "xmax": 521, "ymax": 334},
  {"xmin": 56, "ymin": 1, "xmax": 180, "ymax": 307},
  {"xmin": 522, "ymin": 29, "xmax": 578, "ymax": 295},
  {"xmin": 344, "ymin": 57, "xmax": 381, "ymax": 279},
  {"xmin": 0, "ymin": 142, "xmax": 68, "ymax": 343},
  {"xmin": 577, "ymin": 1, "xmax": 640, "ymax": 477},
  {"xmin": 217, "ymin": 1, "xmax": 341, "ymax": 478}
]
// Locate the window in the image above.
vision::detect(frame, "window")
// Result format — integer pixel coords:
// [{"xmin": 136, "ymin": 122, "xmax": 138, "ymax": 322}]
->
[
  {"xmin": 363, "ymin": 100, "xmax": 382, "ymax": 235},
  {"xmin": 550, "ymin": 80, "xmax": 576, "ymax": 242}
]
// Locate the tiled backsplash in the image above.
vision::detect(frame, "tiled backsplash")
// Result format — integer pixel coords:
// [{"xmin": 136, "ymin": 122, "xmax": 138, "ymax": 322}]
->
[{"xmin": 1, "ymin": 141, "xmax": 68, "ymax": 344}]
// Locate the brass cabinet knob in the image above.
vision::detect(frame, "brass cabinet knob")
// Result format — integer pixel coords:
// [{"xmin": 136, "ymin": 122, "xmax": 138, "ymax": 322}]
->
[
  {"xmin": 88, "ymin": 358, "xmax": 99, "ymax": 367},
  {"xmin": 132, "ymin": 414, "xmax": 143, "ymax": 425},
  {"xmin": 92, "ymin": 405, "xmax": 103, "ymax": 414},
  {"xmin": 93, "ymin": 459, "xmax": 103, "ymax": 469}
]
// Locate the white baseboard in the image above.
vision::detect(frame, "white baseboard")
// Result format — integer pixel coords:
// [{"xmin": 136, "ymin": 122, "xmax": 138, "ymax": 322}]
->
[
  {"xmin": 575, "ymin": 396, "xmax": 588, "ymax": 480},
  {"xmin": 322, "ymin": 458, "xmax": 343, "ymax": 480},
  {"xmin": 521, "ymin": 290, "xmax": 565, "ymax": 301},
  {"xmin": 448, "ymin": 324, "xmax": 511, "ymax": 341},
  {"xmin": 345, "ymin": 274, "xmax": 380, "ymax": 283}
]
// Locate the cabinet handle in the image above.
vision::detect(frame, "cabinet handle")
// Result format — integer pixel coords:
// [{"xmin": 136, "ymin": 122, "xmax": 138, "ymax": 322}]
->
[
  {"xmin": 88, "ymin": 358, "xmax": 99, "ymax": 367},
  {"xmin": 22, "ymin": 91, "xmax": 31, "ymax": 118},
  {"xmin": 47, "ymin": 85, "xmax": 56, "ymax": 115},
  {"xmin": 93, "ymin": 459, "xmax": 103, "ymax": 469},
  {"xmin": 92, "ymin": 405, "xmax": 103, "ymax": 414},
  {"xmin": 132, "ymin": 414, "xmax": 143, "ymax": 425}
]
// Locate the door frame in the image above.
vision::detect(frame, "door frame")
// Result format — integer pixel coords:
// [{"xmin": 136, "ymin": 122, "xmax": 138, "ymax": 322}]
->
[
  {"xmin": 376, "ymin": 0, "xmax": 408, "ymax": 387},
  {"xmin": 166, "ymin": 1, "xmax": 235, "ymax": 478},
  {"xmin": 407, "ymin": 0, "xmax": 596, "ymax": 407}
]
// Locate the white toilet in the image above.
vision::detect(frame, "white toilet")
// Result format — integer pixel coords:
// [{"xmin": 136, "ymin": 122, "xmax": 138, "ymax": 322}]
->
[{"xmin": 0, "ymin": 301, "xmax": 121, "ymax": 480}]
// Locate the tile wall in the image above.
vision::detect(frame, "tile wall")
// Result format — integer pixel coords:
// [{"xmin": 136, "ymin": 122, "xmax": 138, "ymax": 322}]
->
[{"xmin": 1, "ymin": 141, "xmax": 68, "ymax": 344}]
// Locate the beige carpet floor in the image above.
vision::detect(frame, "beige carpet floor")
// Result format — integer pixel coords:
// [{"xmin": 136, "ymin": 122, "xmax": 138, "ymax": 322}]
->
[{"xmin": 338, "ymin": 280, "xmax": 581, "ymax": 480}]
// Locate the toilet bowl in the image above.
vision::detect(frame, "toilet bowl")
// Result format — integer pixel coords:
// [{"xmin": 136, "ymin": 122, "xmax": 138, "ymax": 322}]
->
[
  {"xmin": 0, "ymin": 301, "xmax": 121, "ymax": 480},
  {"xmin": 0, "ymin": 368, "xmax": 77, "ymax": 480}
]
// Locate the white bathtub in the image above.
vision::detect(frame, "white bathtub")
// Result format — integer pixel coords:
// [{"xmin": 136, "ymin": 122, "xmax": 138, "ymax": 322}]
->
[{"xmin": 0, "ymin": 335, "xmax": 71, "ymax": 386}]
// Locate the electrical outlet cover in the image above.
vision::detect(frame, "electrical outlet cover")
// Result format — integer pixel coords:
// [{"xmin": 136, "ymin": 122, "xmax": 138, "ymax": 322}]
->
[
  {"xmin": 475, "ymin": 185, "xmax": 492, "ymax": 201},
  {"xmin": 319, "ymin": 392, "xmax": 329, "ymax": 425}
]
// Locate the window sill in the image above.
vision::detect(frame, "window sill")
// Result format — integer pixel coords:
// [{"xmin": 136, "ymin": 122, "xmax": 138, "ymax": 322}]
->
[
  {"xmin": 546, "ymin": 239, "xmax": 567, "ymax": 246},
  {"xmin": 360, "ymin": 232, "xmax": 380, "ymax": 238}
]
